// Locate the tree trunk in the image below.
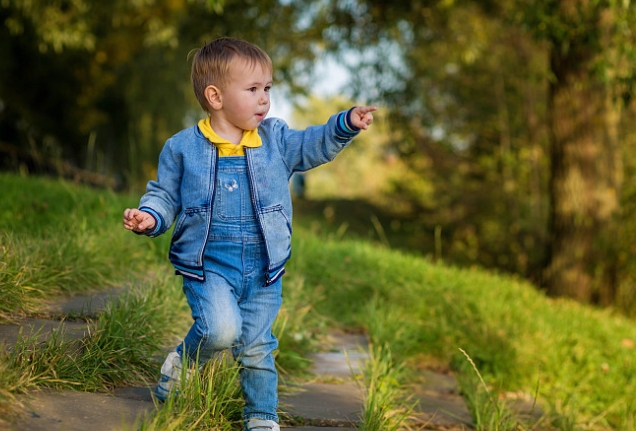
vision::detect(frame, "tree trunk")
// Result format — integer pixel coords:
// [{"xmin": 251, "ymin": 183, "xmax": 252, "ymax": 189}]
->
[{"xmin": 544, "ymin": 29, "xmax": 622, "ymax": 303}]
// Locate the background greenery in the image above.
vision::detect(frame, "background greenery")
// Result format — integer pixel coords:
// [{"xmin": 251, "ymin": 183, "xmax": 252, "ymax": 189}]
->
[{"xmin": 2, "ymin": 0, "xmax": 636, "ymax": 311}]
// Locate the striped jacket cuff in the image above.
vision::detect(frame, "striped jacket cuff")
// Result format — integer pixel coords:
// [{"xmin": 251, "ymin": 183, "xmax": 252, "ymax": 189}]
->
[
  {"xmin": 138, "ymin": 206, "xmax": 162, "ymax": 237},
  {"xmin": 335, "ymin": 108, "xmax": 360, "ymax": 139}
]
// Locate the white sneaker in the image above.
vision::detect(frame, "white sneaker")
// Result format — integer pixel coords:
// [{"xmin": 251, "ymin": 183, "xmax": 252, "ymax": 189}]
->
[
  {"xmin": 154, "ymin": 350, "xmax": 192, "ymax": 402},
  {"xmin": 245, "ymin": 419, "xmax": 280, "ymax": 431}
]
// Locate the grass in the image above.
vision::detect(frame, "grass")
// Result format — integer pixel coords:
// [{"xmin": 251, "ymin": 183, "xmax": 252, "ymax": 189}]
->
[
  {"xmin": 135, "ymin": 352, "xmax": 244, "ymax": 431},
  {"xmin": 358, "ymin": 342, "xmax": 413, "ymax": 431},
  {"xmin": 2, "ymin": 173, "xmax": 636, "ymax": 430},
  {"xmin": 0, "ymin": 173, "xmax": 182, "ymax": 419},
  {"xmin": 1, "ymin": 283, "xmax": 186, "ymax": 391},
  {"xmin": 458, "ymin": 347, "xmax": 521, "ymax": 431},
  {"xmin": 0, "ymin": 174, "xmax": 163, "ymax": 321},
  {"xmin": 288, "ymin": 230, "xmax": 636, "ymax": 430}
]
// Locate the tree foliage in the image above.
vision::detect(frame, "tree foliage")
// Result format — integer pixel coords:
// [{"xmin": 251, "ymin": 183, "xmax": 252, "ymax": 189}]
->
[
  {"xmin": 2, "ymin": 0, "xmax": 636, "ymax": 310},
  {"xmin": 312, "ymin": 0, "xmax": 636, "ymax": 305},
  {"xmin": 508, "ymin": 0, "xmax": 636, "ymax": 303},
  {"xmin": 311, "ymin": 0, "xmax": 552, "ymax": 278},
  {"xmin": 0, "ymin": 0, "xmax": 320, "ymax": 186}
]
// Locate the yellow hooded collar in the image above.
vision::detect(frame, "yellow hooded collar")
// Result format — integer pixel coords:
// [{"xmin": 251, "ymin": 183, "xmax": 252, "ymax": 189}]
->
[{"xmin": 197, "ymin": 117, "xmax": 262, "ymax": 156}]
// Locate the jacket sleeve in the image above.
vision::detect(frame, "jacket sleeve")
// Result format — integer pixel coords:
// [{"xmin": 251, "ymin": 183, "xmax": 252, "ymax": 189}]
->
[
  {"xmin": 138, "ymin": 138, "xmax": 183, "ymax": 237},
  {"xmin": 268, "ymin": 108, "xmax": 360, "ymax": 173}
]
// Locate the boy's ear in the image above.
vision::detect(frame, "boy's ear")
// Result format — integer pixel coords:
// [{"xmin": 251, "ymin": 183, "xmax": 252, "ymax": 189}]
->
[{"xmin": 204, "ymin": 85, "xmax": 222, "ymax": 111}]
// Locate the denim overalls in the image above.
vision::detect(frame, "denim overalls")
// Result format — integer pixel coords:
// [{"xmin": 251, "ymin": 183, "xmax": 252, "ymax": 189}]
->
[{"xmin": 175, "ymin": 156, "xmax": 282, "ymax": 423}]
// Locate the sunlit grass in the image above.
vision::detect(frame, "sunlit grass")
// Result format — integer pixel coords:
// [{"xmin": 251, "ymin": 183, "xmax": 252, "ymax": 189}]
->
[
  {"xmin": 458, "ymin": 347, "xmax": 522, "ymax": 431},
  {"xmin": 1, "ymin": 282, "xmax": 186, "ymax": 392},
  {"xmin": 3, "ymin": 173, "xmax": 636, "ymax": 430},
  {"xmin": 135, "ymin": 352, "xmax": 244, "ymax": 431},
  {"xmin": 358, "ymin": 342, "xmax": 413, "ymax": 431},
  {"xmin": 0, "ymin": 174, "xmax": 163, "ymax": 321},
  {"xmin": 289, "ymin": 229, "xmax": 636, "ymax": 430},
  {"xmin": 0, "ymin": 173, "xmax": 187, "ymax": 421},
  {"xmin": 0, "ymin": 231, "xmax": 113, "ymax": 319}
]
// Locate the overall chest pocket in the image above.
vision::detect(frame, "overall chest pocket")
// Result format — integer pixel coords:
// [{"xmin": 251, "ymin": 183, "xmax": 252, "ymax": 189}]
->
[{"xmin": 215, "ymin": 168, "xmax": 256, "ymax": 222}]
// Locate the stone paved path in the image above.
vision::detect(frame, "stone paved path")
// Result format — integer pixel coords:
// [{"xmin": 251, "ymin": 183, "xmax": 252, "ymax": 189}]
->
[
  {"xmin": 282, "ymin": 332, "xmax": 474, "ymax": 431},
  {"xmin": 2, "ymin": 288, "xmax": 475, "ymax": 431}
]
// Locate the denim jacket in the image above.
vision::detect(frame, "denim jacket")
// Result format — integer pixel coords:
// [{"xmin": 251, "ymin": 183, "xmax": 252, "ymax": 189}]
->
[{"xmin": 138, "ymin": 109, "xmax": 360, "ymax": 285}]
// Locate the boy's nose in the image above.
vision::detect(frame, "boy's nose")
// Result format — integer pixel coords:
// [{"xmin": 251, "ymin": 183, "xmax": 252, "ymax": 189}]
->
[{"xmin": 259, "ymin": 92, "xmax": 269, "ymax": 104}]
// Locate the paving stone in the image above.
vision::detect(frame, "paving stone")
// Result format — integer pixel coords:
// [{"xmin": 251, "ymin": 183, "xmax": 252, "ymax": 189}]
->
[
  {"xmin": 12, "ymin": 389, "xmax": 154, "ymax": 431},
  {"xmin": 43, "ymin": 287, "xmax": 127, "ymax": 317},
  {"xmin": 280, "ymin": 381, "xmax": 363, "ymax": 426},
  {"xmin": 113, "ymin": 386, "xmax": 155, "ymax": 403},
  {"xmin": 0, "ymin": 318, "xmax": 90, "ymax": 347},
  {"xmin": 280, "ymin": 332, "xmax": 367, "ymax": 427},
  {"xmin": 410, "ymin": 370, "xmax": 474, "ymax": 429},
  {"xmin": 413, "ymin": 390, "xmax": 474, "ymax": 429},
  {"xmin": 311, "ymin": 332, "xmax": 369, "ymax": 378},
  {"xmin": 500, "ymin": 391, "xmax": 545, "ymax": 424},
  {"xmin": 310, "ymin": 351, "xmax": 368, "ymax": 377},
  {"xmin": 0, "ymin": 287, "xmax": 126, "ymax": 350},
  {"xmin": 284, "ymin": 427, "xmax": 357, "ymax": 430}
]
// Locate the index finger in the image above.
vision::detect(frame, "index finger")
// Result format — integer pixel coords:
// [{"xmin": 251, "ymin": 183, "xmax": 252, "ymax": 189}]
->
[{"xmin": 357, "ymin": 105, "xmax": 378, "ymax": 114}]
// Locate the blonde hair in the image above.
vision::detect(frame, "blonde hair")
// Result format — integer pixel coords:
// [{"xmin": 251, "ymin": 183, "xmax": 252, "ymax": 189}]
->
[{"xmin": 190, "ymin": 37, "xmax": 272, "ymax": 112}]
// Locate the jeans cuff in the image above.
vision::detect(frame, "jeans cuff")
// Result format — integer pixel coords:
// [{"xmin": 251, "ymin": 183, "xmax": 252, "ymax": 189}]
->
[{"xmin": 244, "ymin": 414, "xmax": 279, "ymax": 423}]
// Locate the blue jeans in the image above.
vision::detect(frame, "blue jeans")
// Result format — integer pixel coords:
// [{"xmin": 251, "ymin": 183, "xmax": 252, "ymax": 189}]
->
[{"xmin": 175, "ymin": 156, "xmax": 282, "ymax": 423}]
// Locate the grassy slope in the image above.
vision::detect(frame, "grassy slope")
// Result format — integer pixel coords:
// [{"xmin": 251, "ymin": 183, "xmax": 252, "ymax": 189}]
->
[
  {"xmin": 1, "ymin": 174, "xmax": 636, "ymax": 429},
  {"xmin": 289, "ymin": 231, "xmax": 636, "ymax": 429},
  {"xmin": 0, "ymin": 174, "xmax": 168, "ymax": 317},
  {"xmin": 0, "ymin": 174, "xmax": 192, "ymax": 422}
]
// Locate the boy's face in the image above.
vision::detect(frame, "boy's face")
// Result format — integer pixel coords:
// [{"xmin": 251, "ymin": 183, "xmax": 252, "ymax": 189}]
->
[{"xmin": 215, "ymin": 58, "xmax": 273, "ymax": 133}]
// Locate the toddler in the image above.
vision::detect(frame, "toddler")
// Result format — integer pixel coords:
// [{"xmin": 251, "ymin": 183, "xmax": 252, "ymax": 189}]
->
[{"xmin": 123, "ymin": 36, "xmax": 376, "ymax": 431}]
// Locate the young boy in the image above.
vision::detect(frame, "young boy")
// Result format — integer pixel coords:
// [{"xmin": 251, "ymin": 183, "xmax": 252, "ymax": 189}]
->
[{"xmin": 123, "ymin": 37, "xmax": 376, "ymax": 431}]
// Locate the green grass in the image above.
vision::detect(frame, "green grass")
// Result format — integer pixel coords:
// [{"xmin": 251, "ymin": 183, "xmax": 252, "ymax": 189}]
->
[
  {"xmin": 288, "ymin": 230, "xmax": 636, "ymax": 430},
  {"xmin": 135, "ymin": 352, "xmax": 244, "ymax": 431},
  {"xmin": 2, "ymin": 173, "xmax": 636, "ymax": 430},
  {"xmin": 0, "ymin": 174, "xmax": 165, "ymax": 320},
  {"xmin": 0, "ymin": 173, "xmax": 183, "ymax": 419},
  {"xmin": 358, "ymin": 343, "xmax": 414, "ymax": 431},
  {"xmin": 1, "ymin": 281, "xmax": 186, "ymax": 388},
  {"xmin": 458, "ymin": 347, "xmax": 522, "ymax": 431}
]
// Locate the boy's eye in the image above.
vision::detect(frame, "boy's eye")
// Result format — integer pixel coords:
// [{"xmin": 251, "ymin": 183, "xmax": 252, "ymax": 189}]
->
[
  {"xmin": 265, "ymin": 86, "xmax": 271, "ymax": 92},
  {"xmin": 249, "ymin": 87, "xmax": 257, "ymax": 92}
]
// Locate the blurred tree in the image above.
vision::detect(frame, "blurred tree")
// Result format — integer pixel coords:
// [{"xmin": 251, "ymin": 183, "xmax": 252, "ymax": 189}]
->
[
  {"xmin": 517, "ymin": 0, "xmax": 635, "ymax": 304},
  {"xmin": 617, "ymin": 99, "xmax": 636, "ymax": 314},
  {"xmin": 314, "ymin": 0, "xmax": 551, "ymax": 279},
  {"xmin": 314, "ymin": 0, "xmax": 635, "ymax": 304},
  {"xmin": 0, "ymin": 0, "xmax": 207, "ymax": 184},
  {"xmin": 0, "ymin": 0, "xmax": 323, "ymax": 188}
]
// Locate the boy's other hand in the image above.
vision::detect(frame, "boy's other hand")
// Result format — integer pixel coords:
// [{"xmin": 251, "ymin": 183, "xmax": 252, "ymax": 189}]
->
[
  {"xmin": 350, "ymin": 105, "xmax": 378, "ymax": 131},
  {"xmin": 123, "ymin": 208, "xmax": 156, "ymax": 233}
]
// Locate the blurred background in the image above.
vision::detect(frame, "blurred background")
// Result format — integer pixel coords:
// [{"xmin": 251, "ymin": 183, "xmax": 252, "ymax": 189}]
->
[{"xmin": 1, "ymin": 0, "xmax": 636, "ymax": 313}]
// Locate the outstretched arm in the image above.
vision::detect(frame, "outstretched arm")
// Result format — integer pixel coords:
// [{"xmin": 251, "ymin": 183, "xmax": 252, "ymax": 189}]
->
[{"xmin": 272, "ymin": 105, "xmax": 379, "ymax": 173}]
